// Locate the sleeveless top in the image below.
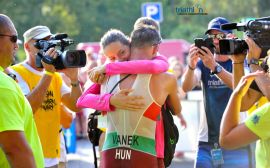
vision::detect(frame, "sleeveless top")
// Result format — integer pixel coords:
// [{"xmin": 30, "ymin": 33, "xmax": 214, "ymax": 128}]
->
[{"xmin": 101, "ymin": 74, "xmax": 161, "ymax": 168}]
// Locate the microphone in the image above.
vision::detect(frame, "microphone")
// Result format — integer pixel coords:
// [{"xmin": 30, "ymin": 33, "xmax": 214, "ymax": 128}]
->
[
  {"xmin": 51, "ymin": 33, "xmax": 68, "ymax": 40},
  {"xmin": 221, "ymin": 23, "xmax": 237, "ymax": 30}
]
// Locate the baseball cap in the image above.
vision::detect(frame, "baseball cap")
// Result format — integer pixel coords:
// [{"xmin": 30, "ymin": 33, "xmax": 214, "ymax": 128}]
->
[
  {"xmin": 23, "ymin": 25, "xmax": 52, "ymax": 43},
  {"xmin": 205, "ymin": 17, "xmax": 232, "ymax": 34}
]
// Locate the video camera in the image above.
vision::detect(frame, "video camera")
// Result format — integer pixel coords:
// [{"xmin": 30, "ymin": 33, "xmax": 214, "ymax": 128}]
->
[
  {"xmin": 34, "ymin": 33, "xmax": 86, "ymax": 70},
  {"xmin": 219, "ymin": 16, "xmax": 270, "ymax": 57},
  {"xmin": 194, "ymin": 38, "xmax": 215, "ymax": 54}
]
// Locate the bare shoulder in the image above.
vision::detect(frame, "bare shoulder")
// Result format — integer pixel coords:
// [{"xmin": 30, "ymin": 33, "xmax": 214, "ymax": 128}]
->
[
  {"xmin": 150, "ymin": 72, "xmax": 177, "ymax": 105},
  {"xmin": 152, "ymin": 72, "xmax": 176, "ymax": 83},
  {"xmin": 151, "ymin": 72, "xmax": 177, "ymax": 88}
]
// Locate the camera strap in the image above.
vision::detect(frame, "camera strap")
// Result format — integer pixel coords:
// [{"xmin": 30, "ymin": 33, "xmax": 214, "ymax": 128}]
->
[{"xmin": 89, "ymin": 74, "xmax": 131, "ymax": 168}]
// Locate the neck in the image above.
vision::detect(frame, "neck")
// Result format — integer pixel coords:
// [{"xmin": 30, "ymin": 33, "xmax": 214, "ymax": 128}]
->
[
  {"xmin": 130, "ymin": 47, "xmax": 153, "ymax": 61},
  {"xmin": 26, "ymin": 55, "xmax": 43, "ymax": 71}
]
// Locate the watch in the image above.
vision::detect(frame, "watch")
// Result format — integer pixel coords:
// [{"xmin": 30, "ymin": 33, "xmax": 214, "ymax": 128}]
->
[
  {"xmin": 71, "ymin": 81, "xmax": 80, "ymax": 87},
  {"xmin": 248, "ymin": 58, "xmax": 259, "ymax": 67},
  {"xmin": 211, "ymin": 65, "xmax": 223, "ymax": 75}
]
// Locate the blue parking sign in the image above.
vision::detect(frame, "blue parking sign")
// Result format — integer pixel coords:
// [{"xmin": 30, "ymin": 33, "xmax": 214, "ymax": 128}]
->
[{"xmin": 141, "ymin": 2, "xmax": 163, "ymax": 23}]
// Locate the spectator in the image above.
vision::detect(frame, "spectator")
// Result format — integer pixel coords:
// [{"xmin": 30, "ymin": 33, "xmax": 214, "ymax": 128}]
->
[
  {"xmin": 0, "ymin": 14, "xmax": 44, "ymax": 168},
  {"xmin": 182, "ymin": 17, "xmax": 250, "ymax": 167},
  {"xmin": 168, "ymin": 57, "xmax": 186, "ymax": 99},
  {"xmin": 220, "ymin": 70, "xmax": 269, "ymax": 168},
  {"xmin": 9, "ymin": 25, "xmax": 82, "ymax": 168}
]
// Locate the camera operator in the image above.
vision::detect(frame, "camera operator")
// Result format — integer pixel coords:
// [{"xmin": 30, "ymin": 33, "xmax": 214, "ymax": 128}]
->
[
  {"xmin": 8, "ymin": 26, "xmax": 82, "ymax": 168},
  {"xmin": 182, "ymin": 17, "xmax": 250, "ymax": 168},
  {"xmin": 229, "ymin": 38, "xmax": 269, "ymax": 111},
  {"xmin": 219, "ymin": 70, "xmax": 269, "ymax": 168}
]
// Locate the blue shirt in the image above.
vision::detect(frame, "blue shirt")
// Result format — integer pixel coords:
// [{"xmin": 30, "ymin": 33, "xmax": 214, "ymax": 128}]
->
[{"xmin": 197, "ymin": 59, "xmax": 232, "ymax": 143}]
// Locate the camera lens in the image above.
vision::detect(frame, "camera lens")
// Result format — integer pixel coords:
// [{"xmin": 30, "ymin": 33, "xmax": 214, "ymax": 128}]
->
[{"xmin": 67, "ymin": 54, "xmax": 77, "ymax": 64}]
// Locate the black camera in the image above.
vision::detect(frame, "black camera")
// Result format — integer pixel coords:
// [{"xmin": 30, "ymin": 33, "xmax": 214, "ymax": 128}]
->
[
  {"xmin": 219, "ymin": 16, "xmax": 270, "ymax": 56},
  {"xmin": 194, "ymin": 38, "xmax": 215, "ymax": 54},
  {"xmin": 34, "ymin": 33, "xmax": 86, "ymax": 70},
  {"xmin": 219, "ymin": 39, "xmax": 248, "ymax": 55}
]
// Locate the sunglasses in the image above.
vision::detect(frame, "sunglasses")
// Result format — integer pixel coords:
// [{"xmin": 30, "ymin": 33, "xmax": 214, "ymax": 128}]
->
[
  {"xmin": 0, "ymin": 34, "xmax": 18, "ymax": 43},
  {"xmin": 208, "ymin": 34, "xmax": 226, "ymax": 40},
  {"xmin": 7, "ymin": 73, "xmax": 17, "ymax": 81}
]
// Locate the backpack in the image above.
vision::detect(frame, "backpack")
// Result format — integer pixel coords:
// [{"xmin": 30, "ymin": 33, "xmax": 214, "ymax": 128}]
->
[
  {"xmin": 162, "ymin": 102, "xmax": 179, "ymax": 167},
  {"xmin": 87, "ymin": 110, "xmax": 102, "ymax": 146}
]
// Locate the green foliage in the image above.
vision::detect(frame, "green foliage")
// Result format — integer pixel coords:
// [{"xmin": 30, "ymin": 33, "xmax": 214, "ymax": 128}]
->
[{"xmin": 1, "ymin": 0, "xmax": 270, "ymax": 47}]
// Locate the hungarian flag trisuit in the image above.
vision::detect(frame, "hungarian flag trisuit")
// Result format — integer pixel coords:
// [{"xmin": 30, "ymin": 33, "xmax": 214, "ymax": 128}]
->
[{"xmin": 100, "ymin": 74, "xmax": 161, "ymax": 168}]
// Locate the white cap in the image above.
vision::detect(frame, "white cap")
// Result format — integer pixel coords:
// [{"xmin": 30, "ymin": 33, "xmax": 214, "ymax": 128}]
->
[{"xmin": 23, "ymin": 25, "xmax": 52, "ymax": 43}]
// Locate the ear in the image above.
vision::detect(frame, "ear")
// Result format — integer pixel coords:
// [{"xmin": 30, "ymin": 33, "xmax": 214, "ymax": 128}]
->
[
  {"xmin": 24, "ymin": 42, "xmax": 30, "ymax": 51},
  {"xmin": 152, "ymin": 45, "xmax": 159, "ymax": 55}
]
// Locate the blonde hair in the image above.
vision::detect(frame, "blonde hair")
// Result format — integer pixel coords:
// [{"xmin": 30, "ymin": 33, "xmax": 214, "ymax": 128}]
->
[{"xmin": 133, "ymin": 17, "xmax": 160, "ymax": 33}]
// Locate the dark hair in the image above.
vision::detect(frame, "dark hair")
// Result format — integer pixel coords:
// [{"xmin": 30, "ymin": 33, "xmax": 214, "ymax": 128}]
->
[
  {"xmin": 134, "ymin": 17, "xmax": 160, "ymax": 33},
  {"xmin": 130, "ymin": 25, "xmax": 161, "ymax": 48},
  {"xmin": 100, "ymin": 29, "xmax": 130, "ymax": 50}
]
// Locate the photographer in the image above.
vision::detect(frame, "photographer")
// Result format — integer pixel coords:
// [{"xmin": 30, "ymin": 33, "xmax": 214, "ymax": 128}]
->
[
  {"xmin": 229, "ymin": 38, "xmax": 268, "ymax": 111},
  {"xmin": 9, "ymin": 26, "xmax": 82, "ymax": 168},
  {"xmin": 182, "ymin": 17, "xmax": 250, "ymax": 168},
  {"xmin": 219, "ymin": 70, "xmax": 269, "ymax": 168},
  {"xmin": 245, "ymin": 38, "xmax": 270, "ymax": 99}
]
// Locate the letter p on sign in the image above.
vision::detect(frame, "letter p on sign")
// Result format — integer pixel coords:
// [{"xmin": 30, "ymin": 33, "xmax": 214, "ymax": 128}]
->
[{"xmin": 141, "ymin": 2, "xmax": 163, "ymax": 23}]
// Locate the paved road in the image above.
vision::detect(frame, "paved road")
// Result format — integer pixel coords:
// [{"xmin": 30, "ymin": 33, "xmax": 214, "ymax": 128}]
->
[{"xmin": 67, "ymin": 139, "xmax": 195, "ymax": 168}]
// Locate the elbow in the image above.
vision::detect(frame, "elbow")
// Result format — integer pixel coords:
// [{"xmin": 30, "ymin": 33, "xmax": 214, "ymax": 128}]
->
[
  {"xmin": 182, "ymin": 84, "xmax": 190, "ymax": 92},
  {"xmin": 66, "ymin": 101, "xmax": 81, "ymax": 112},
  {"xmin": 3, "ymin": 141, "xmax": 34, "ymax": 160},
  {"xmin": 61, "ymin": 117, "xmax": 73, "ymax": 129},
  {"xmin": 182, "ymin": 86, "xmax": 188, "ymax": 92},
  {"xmin": 76, "ymin": 99, "xmax": 83, "ymax": 109},
  {"xmin": 69, "ymin": 105, "xmax": 80, "ymax": 112},
  {"xmin": 219, "ymin": 137, "xmax": 236, "ymax": 150},
  {"xmin": 219, "ymin": 137, "xmax": 229, "ymax": 149}
]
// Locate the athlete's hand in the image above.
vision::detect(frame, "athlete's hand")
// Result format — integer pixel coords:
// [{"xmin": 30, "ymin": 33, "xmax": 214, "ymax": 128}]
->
[
  {"xmin": 177, "ymin": 113, "xmax": 187, "ymax": 130},
  {"xmin": 110, "ymin": 89, "xmax": 145, "ymax": 111},
  {"xmin": 88, "ymin": 65, "xmax": 106, "ymax": 84}
]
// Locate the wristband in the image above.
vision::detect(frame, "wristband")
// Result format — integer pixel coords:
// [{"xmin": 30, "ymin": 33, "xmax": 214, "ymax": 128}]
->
[
  {"xmin": 71, "ymin": 81, "xmax": 80, "ymax": 87},
  {"xmin": 248, "ymin": 58, "xmax": 259, "ymax": 67},
  {"xmin": 44, "ymin": 70, "xmax": 54, "ymax": 76},
  {"xmin": 232, "ymin": 62, "xmax": 244, "ymax": 64},
  {"xmin": 188, "ymin": 65, "xmax": 195, "ymax": 71}
]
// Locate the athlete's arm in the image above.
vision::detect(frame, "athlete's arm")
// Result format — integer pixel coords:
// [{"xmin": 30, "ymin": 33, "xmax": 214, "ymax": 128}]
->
[
  {"xmin": 76, "ymin": 83, "xmax": 114, "ymax": 111},
  {"xmin": 106, "ymin": 55, "xmax": 169, "ymax": 75}
]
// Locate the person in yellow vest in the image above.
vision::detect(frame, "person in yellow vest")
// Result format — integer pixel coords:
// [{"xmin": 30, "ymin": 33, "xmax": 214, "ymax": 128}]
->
[
  {"xmin": 9, "ymin": 26, "xmax": 82, "ymax": 168},
  {"xmin": 0, "ymin": 14, "xmax": 44, "ymax": 168}
]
